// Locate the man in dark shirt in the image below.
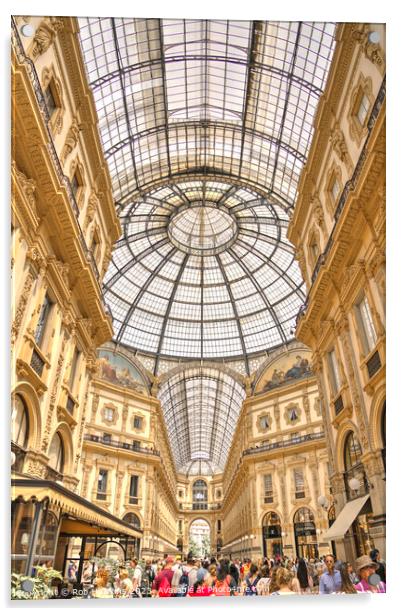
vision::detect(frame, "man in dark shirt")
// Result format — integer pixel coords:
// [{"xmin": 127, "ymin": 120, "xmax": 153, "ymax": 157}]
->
[{"xmin": 370, "ymin": 548, "xmax": 386, "ymax": 582}]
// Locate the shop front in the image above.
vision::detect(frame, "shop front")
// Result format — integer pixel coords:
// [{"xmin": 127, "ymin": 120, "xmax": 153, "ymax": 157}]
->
[
  {"xmin": 262, "ymin": 511, "xmax": 282, "ymax": 558},
  {"xmin": 293, "ymin": 507, "xmax": 318, "ymax": 560},
  {"xmin": 11, "ymin": 478, "xmax": 142, "ymax": 579}
]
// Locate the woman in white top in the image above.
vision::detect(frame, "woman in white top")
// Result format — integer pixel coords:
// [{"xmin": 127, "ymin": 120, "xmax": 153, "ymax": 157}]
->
[{"xmin": 256, "ymin": 564, "xmax": 271, "ymax": 596}]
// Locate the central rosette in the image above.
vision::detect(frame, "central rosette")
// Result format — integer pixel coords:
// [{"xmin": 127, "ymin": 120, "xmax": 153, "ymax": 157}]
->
[{"xmin": 168, "ymin": 204, "xmax": 238, "ymax": 256}]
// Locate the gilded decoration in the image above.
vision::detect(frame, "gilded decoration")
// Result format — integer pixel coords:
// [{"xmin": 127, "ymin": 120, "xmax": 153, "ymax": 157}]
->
[{"xmin": 30, "ymin": 17, "xmax": 64, "ymax": 59}]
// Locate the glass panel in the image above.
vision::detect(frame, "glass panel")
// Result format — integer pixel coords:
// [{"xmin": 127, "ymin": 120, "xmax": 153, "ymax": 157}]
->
[
  {"xmin": 48, "ymin": 433, "xmax": 64, "ymax": 473},
  {"xmin": 358, "ymin": 296, "xmax": 377, "ymax": 352},
  {"xmin": 34, "ymin": 295, "xmax": 52, "ymax": 347},
  {"xmin": 12, "ymin": 394, "xmax": 29, "ymax": 447}
]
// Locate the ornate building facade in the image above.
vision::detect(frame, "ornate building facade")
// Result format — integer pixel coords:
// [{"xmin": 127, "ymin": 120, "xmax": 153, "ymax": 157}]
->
[
  {"xmin": 288, "ymin": 22, "xmax": 386, "ymax": 562},
  {"xmin": 11, "ymin": 16, "xmax": 386, "ymax": 581}
]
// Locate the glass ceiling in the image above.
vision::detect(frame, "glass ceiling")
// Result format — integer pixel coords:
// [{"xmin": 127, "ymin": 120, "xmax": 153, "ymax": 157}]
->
[
  {"xmin": 102, "ymin": 179, "xmax": 305, "ymax": 373},
  {"xmin": 77, "ymin": 18, "xmax": 336, "ymax": 473},
  {"xmin": 79, "ymin": 19, "xmax": 335, "ymax": 208},
  {"xmin": 158, "ymin": 366, "xmax": 245, "ymax": 474}
]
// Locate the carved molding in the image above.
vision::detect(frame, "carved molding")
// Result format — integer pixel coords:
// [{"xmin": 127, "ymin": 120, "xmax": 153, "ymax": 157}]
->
[
  {"xmin": 11, "ymin": 270, "xmax": 35, "ymax": 344},
  {"xmin": 329, "ymin": 123, "xmax": 353, "ymax": 174},
  {"xmin": 31, "ymin": 17, "xmax": 64, "ymax": 59},
  {"xmin": 60, "ymin": 117, "xmax": 81, "ymax": 165},
  {"xmin": 351, "ymin": 23, "xmax": 385, "ymax": 68}
]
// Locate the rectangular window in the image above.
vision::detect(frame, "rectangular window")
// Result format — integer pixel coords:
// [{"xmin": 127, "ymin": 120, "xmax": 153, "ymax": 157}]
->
[
  {"xmin": 44, "ymin": 85, "xmax": 57, "ymax": 117},
  {"xmin": 328, "ymin": 349, "xmax": 341, "ymax": 394},
  {"xmin": 132, "ymin": 440, "xmax": 141, "ymax": 450},
  {"xmin": 104, "ymin": 407, "xmax": 114, "ymax": 421},
  {"xmin": 71, "ymin": 173, "xmax": 80, "ymax": 199},
  {"xmin": 102, "ymin": 433, "xmax": 111, "ymax": 444},
  {"xmin": 357, "ymin": 94, "xmax": 370, "ymax": 125},
  {"xmin": 294, "ymin": 469, "xmax": 305, "ymax": 498},
  {"xmin": 69, "ymin": 347, "xmax": 80, "ymax": 390},
  {"xmin": 259, "ymin": 415, "xmax": 270, "ymax": 430},
  {"xmin": 129, "ymin": 475, "xmax": 139, "ymax": 504},
  {"xmin": 264, "ymin": 474, "xmax": 273, "ymax": 503},
  {"xmin": 356, "ymin": 295, "xmax": 377, "ymax": 354},
  {"xmin": 97, "ymin": 469, "xmax": 108, "ymax": 499},
  {"xmin": 34, "ymin": 294, "xmax": 52, "ymax": 347},
  {"xmin": 133, "ymin": 416, "xmax": 143, "ymax": 430},
  {"xmin": 331, "ymin": 177, "xmax": 340, "ymax": 202},
  {"xmin": 217, "ymin": 519, "xmax": 222, "ymax": 532}
]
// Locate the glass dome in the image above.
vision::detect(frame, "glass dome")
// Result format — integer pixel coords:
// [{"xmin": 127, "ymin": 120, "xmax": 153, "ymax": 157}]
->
[
  {"xmin": 78, "ymin": 18, "xmax": 336, "ymax": 376},
  {"xmin": 103, "ymin": 179, "xmax": 305, "ymax": 372}
]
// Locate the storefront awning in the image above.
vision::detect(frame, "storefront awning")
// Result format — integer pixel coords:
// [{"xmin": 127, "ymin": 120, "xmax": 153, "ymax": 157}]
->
[
  {"xmin": 11, "ymin": 478, "xmax": 142, "ymax": 539},
  {"xmin": 321, "ymin": 494, "xmax": 370, "ymax": 542}
]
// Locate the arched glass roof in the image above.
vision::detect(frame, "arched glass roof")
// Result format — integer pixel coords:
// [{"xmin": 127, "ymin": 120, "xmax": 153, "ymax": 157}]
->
[
  {"xmin": 77, "ymin": 18, "xmax": 336, "ymax": 473},
  {"xmin": 158, "ymin": 366, "xmax": 245, "ymax": 474},
  {"xmin": 79, "ymin": 19, "xmax": 335, "ymax": 208}
]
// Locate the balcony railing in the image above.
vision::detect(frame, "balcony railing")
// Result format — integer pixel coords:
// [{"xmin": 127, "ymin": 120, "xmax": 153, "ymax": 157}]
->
[
  {"xmin": 243, "ymin": 432, "xmax": 325, "ymax": 457},
  {"xmin": 84, "ymin": 434, "xmax": 160, "ymax": 456}
]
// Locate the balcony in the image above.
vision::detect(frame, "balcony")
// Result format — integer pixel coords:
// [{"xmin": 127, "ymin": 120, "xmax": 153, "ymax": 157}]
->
[
  {"xmin": 84, "ymin": 434, "xmax": 160, "ymax": 457},
  {"xmin": 243, "ymin": 432, "xmax": 325, "ymax": 457}
]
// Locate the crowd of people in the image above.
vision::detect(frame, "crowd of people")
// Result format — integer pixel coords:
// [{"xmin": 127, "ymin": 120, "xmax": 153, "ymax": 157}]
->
[{"xmin": 84, "ymin": 547, "xmax": 386, "ymax": 598}]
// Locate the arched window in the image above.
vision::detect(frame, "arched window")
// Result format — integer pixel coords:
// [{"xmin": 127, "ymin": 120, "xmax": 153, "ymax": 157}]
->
[
  {"xmin": 262, "ymin": 511, "xmax": 282, "ymax": 559},
  {"xmin": 35, "ymin": 511, "xmax": 59, "ymax": 566},
  {"xmin": 12, "ymin": 394, "xmax": 29, "ymax": 448},
  {"xmin": 293, "ymin": 508, "xmax": 317, "ymax": 560},
  {"xmin": 343, "ymin": 431, "xmax": 368, "ymax": 499},
  {"xmin": 48, "ymin": 433, "xmax": 64, "ymax": 473},
  {"xmin": 123, "ymin": 513, "xmax": 141, "ymax": 529},
  {"xmin": 192, "ymin": 480, "xmax": 208, "ymax": 510},
  {"xmin": 381, "ymin": 402, "xmax": 386, "ymax": 472},
  {"xmin": 344, "ymin": 431, "xmax": 363, "ymax": 471}
]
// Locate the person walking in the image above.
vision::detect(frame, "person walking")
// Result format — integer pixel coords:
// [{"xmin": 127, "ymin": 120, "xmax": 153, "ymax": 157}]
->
[
  {"xmin": 269, "ymin": 567, "xmax": 297, "ymax": 595},
  {"xmin": 370, "ymin": 548, "xmax": 386, "ymax": 582},
  {"xmin": 151, "ymin": 556, "xmax": 175, "ymax": 597},
  {"xmin": 243, "ymin": 563, "xmax": 260, "ymax": 596},
  {"xmin": 319, "ymin": 554, "xmax": 342, "ymax": 594},
  {"xmin": 256, "ymin": 564, "xmax": 271, "ymax": 596},
  {"xmin": 354, "ymin": 555, "xmax": 386, "ymax": 593},
  {"xmin": 297, "ymin": 558, "xmax": 312, "ymax": 593},
  {"xmin": 129, "ymin": 558, "xmax": 142, "ymax": 597},
  {"xmin": 338, "ymin": 562, "xmax": 357, "ymax": 594}
]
